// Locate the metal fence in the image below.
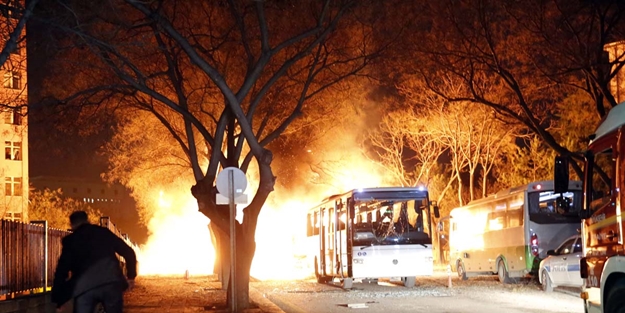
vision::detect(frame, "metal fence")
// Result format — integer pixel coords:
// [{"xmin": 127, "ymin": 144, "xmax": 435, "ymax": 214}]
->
[
  {"xmin": 0, "ymin": 217, "xmax": 138, "ymax": 300},
  {"xmin": 99, "ymin": 217, "xmax": 141, "ymax": 277},
  {"xmin": 0, "ymin": 220, "xmax": 68, "ymax": 299}
]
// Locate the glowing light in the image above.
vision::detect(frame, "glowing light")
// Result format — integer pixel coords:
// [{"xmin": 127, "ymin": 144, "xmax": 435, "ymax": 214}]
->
[
  {"xmin": 449, "ymin": 209, "xmax": 488, "ymax": 253},
  {"xmin": 137, "ymin": 191, "xmax": 214, "ymax": 276}
]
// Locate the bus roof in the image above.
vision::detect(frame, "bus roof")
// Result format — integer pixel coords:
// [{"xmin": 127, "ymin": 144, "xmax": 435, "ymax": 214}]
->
[
  {"xmin": 313, "ymin": 187, "xmax": 429, "ymax": 210},
  {"xmin": 451, "ymin": 180, "xmax": 582, "ymax": 211},
  {"xmin": 591, "ymin": 101, "xmax": 625, "ymax": 144}
]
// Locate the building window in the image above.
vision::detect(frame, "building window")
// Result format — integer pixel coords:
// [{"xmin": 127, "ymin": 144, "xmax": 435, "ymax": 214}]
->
[
  {"xmin": 5, "ymin": 141, "xmax": 20, "ymax": 160},
  {"xmin": 4, "ymin": 212, "xmax": 21, "ymax": 222},
  {"xmin": 5, "ymin": 177, "xmax": 21, "ymax": 196},
  {"xmin": 4, "ymin": 108, "xmax": 22, "ymax": 125},
  {"xmin": 3, "ymin": 71, "xmax": 21, "ymax": 89}
]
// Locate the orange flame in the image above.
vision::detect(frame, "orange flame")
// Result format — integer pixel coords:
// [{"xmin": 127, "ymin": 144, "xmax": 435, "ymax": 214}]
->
[{"xmin": 137, "ymin": 191, "xmax": 215, "ymax": 276}]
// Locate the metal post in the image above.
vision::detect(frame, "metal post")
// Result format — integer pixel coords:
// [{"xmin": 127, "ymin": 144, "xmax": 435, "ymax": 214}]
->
[
  {"xmin": 229, "ymin": 170, "xmax": 237, "ymax": 313},
  {"xmin": 30, "ymin": 221, "xmax": 48, "ymax": 291},
  {"xmin": 43, "ymin": 221, "xmax": 48, "ymax": 291}
]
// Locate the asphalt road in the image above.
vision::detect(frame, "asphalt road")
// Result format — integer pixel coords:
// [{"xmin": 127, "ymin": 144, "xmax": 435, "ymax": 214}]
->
[{"xmin": 252, "ymin": 274, "xmax": 585, "ymax": 313}]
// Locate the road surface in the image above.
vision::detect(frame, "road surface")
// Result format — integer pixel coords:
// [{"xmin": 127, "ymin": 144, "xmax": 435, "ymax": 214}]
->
[{"xmin": 252, "ymin": 275, "xmax": 584, "ymax": 313}]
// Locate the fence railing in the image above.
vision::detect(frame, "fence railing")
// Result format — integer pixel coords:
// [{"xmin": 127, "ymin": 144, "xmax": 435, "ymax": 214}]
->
[
  {"xmin": 0, "ymin": 217, "xmax": 138, "ymax": 300},
  {"xmin": 99, "ymin": 217, "xmax": 141, "ymax": 276},
  {"xmin": 0, "ymin": 220, "xmax": 68, "ymax": 299}
]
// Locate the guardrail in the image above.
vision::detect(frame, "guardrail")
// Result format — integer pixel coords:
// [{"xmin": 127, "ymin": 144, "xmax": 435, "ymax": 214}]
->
[{"xmin": 0, "ymin": 217, "xmax": 139, "ymax": 300}]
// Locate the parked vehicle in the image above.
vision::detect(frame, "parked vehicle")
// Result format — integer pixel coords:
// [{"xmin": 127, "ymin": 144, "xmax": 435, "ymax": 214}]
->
[
  {"xmin": 538, "ymin": 235, "xmax": 583, "ymax": 292},
  {"xmin": 553, "ymin": 101, "xmax": 625, "ymax": 313},
  {"xmin": 448, "ymin": 180, "xmax": 582, "ymax": 284}
]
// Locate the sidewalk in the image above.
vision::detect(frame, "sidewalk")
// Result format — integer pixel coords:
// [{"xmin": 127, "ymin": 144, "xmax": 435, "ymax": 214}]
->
[{"xmin": 123, "ymin": 275, "xmax": 284, "ymax": 313}]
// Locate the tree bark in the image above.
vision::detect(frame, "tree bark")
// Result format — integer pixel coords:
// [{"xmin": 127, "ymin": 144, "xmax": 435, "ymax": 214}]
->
[{"xmin": 225, "ymin": 224, "xmax": 256, "ymax": 311}]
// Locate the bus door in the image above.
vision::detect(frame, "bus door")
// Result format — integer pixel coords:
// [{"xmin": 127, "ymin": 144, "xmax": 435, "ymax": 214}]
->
[
  {"xmin": 325, "ymin": 207, "xmax": 335, "ymax": 276},
  {"xmin": 319, "ymin": 207, "xmax": 327, "ymax": 277},
  {"xmin": 336, "ymin": 199, "xmax": 350, "ymax": 278},
  {"xmin": 335, "ymin": 200, "xmax": 342, "ymax": 277}
]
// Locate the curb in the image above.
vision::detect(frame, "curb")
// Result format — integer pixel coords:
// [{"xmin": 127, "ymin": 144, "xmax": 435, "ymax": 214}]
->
[{"xmin": 249, "ymin": 286, "xmax": 286, "ymax": 313}]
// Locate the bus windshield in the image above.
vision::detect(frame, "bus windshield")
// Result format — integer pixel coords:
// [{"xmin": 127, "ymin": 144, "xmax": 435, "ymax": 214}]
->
[
  {"xmin": 528, "ymin": 190, "xmax": 582, "ymax": 224},
  {"xmin": 353, "ymin": 199, "xmax": 432, "ymax": 246}
]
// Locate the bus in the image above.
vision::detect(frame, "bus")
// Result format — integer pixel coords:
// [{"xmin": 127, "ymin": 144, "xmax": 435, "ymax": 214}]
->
[
  {"xmin": 449, "ymin": 180, "xmax": 582, "ymax": 283},
  {"xmin": 305, "ymin": 187, "xmax": 440, "ymax": 289}
]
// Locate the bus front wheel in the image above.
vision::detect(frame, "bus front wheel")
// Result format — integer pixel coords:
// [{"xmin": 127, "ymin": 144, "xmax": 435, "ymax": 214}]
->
[
  {"xmin": 497, "ymin": 260, "xmax": 513, "ymax": 284},
  {"xmin": 457, "ymin": 262, "xmax": 468, "ymax": 281}
]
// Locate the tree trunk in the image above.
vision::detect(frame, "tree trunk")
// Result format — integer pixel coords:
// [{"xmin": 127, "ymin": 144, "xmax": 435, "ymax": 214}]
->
[
  {"xmin": 482, "ymin": 170, "xmax": 488, "ymax": 198},
  {"xmin": 456, "ymin": 171, "xmax": 463, "ymax": 206},
  {"xmin": 226, "ymin": 225, "xmax": 256, "ymax": 312},
  {"xmin": 469, "ymin": 168, "xmax": 475, "ymax": 202},
  {"xmin": 209, "ymin": 223, "xmax": 230, "ymax": 290}
]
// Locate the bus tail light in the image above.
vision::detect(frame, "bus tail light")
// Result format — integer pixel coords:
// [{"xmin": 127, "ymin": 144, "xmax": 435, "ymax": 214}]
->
[
  {"xmin": 579, "ymin": 257, "xmax": 588, "ymax": 279},
  {"xmin": 530, "ymin": 233, "xmax": 539, "ymax": 257}
]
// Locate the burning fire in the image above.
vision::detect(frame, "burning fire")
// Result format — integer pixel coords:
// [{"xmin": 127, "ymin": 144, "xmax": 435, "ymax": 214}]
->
[
  {"xmin": 249, "ymin": 156, "xmax": 390, "ymax": 280},
  {"xmin": 136, "ymin": 148, "xmax": 392, "ymax": 280},
  {"xmin": 137, "ymin": 191, "xmax": 215, "ymax": 276}
]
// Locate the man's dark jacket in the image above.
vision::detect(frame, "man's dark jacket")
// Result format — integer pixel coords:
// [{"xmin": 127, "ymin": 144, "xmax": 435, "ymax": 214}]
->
[{"xmin": 51, "ymin": 223, "xmax": 137, "ymax": 307}]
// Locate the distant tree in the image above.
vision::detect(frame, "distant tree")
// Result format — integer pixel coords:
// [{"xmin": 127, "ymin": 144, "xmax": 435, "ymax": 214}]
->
[
  {"xmin": 397, "ymin": 76, "xmax": 519, "ymax": 204},
  {"xmin": 367, "ymin": 110, "xmax": 445, "ymax": 187},
  {"xmin": 410, "ymin": 0, "xmax": 625, "ymax": 177},
  {"xmin": 29, "ymin": 188, "xmax": 102, "ymax": 230}
]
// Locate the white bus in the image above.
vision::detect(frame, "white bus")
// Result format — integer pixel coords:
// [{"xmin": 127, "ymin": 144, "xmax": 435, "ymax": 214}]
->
[
  {"xmin": 305, "ymin": 187, "xmax": 440, "ymax": 289},
  {"xmin": 449, "ymin": 180, "xmax": 582, "ymax": 283}
]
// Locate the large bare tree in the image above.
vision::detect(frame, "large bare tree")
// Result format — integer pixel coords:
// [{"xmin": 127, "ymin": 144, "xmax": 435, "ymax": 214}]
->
[{"xmin": 41, "ymin": 0, "xmax": 391, "ymax": 309}]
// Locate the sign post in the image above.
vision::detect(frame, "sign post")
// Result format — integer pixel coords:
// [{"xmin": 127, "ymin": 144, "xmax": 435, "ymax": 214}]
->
[{"xmin": 216, "ymin": 167, "xmax": 247, "ymax": 313}]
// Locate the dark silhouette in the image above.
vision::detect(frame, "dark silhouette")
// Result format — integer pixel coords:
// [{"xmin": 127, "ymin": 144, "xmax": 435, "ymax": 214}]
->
[{"xmin": 51, "ymin": 211, "xmax": 137, "ymax": 313}]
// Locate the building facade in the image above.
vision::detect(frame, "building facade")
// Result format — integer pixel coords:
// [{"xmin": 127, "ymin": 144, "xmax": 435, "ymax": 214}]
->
[
  {"xmin": 1, "ymin": 0, "xmax": 28, "ymax": 222},
  {"xmin": 29, "ymin": 176, "xmax": 137, "ymax": 223},
  {"xmin": 605, "ymin": 40, "xmax": 625, "ymax": 103}
]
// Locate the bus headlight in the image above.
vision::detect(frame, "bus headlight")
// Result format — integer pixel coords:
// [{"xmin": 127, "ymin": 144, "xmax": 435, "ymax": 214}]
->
[{"xmin": 354, "ymin": 258, "xmax": 364, "ymax": 264}]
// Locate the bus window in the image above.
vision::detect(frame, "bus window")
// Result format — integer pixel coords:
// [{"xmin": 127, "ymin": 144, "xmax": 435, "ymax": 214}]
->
[
  {"xmin": 313, "ymin": 212, "xmax": 320, "ymax": 236},
  {"xmin": 338, "ymin": 212, "xmax": 346, "ymax": 231},
  {"xmin": 422, "ymin": 202, "xmax": 430, "ymax": 235},
  {"xmin": 487, "ymin": 210, "xmax": 506, "ymax": 231},
  {"xmin": 507, "ymin": 207, "xmax": 523, "ymax": 227},
  {"xmin": 307, "ymin": 213, "xmax": 313, "ymax": 237},
  {"xmin": 393, "ymin": 202, "xmax": 409, "ymax": 233},
  {"xmin": 407, "ymin": 200, "xmax": 417, "ymax": 229},
  {"xmin": 528, "ymin": 191, "xmax": 582, "ymax": 224}
]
